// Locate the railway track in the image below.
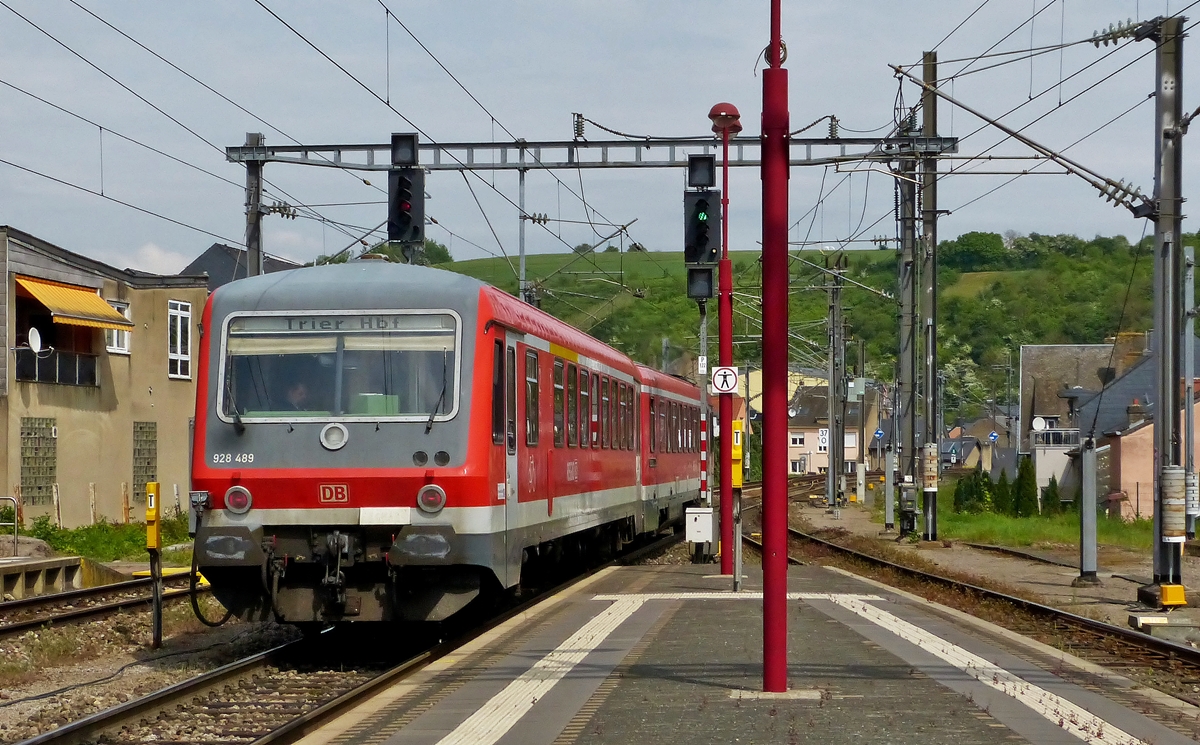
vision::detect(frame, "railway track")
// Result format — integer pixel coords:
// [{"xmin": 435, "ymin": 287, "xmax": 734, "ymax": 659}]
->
[
  {"xmin": 737, "ymin": 478, "xmax": 1200, "ymax": 706},
  {"xmin": 0, "ymin": 574, "xmax": 211, "ymax": 640},
  {"xmin": 17, "ymin": 531, "xmax": 683, "ymax": 745}
]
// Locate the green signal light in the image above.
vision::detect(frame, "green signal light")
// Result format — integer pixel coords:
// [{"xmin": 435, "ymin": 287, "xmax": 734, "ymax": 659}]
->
[{"xmin": 698, "ymin": 211, "xmax": 708, "ymax": 221}]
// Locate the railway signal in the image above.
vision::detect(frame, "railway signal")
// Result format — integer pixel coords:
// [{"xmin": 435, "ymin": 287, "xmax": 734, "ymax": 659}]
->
[
  {"xmin": 683, "ymin": 189, "xmax": 720, "ymax": 265},
  {"xmin": 388, "ymin": 167, "xmax": 426, "ymax": 246}
]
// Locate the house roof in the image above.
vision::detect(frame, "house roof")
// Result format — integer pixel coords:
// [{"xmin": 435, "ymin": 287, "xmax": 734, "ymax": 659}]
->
[
  {"xmin": 1020, "ymin": 344, "xmax": 1115, "ymax": 449},
  {"xmin": 1075, "ymin": 344, "xmax": 1200, "ymax": 437},
  {"xmin": 2, "ymin": 226, "xmax": 208, "ymax": 289},
  {"xmin": 181, "ymin": 243, "xmax": 301, "ymax": 292},
  {"xmin": 785, "ymin": 384, "xmax": 868, "ymax": 429}
]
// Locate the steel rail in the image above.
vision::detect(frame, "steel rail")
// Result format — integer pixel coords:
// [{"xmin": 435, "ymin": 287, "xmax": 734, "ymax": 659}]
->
[
  {"xmin": 0, "ymin": 573, "xmax": 193, "ymax": 614},
  {"xmin": 0, "ymin": 585, "xmax": 211, "ymax": 640},
  {"xmin": 738, "ymin": 478, "xmax": 1200, "ymax": 670}
]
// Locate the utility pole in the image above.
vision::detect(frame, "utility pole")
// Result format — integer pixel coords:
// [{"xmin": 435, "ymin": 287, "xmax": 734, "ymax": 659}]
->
[
  {"xmin": 857, "ymin": 338, "xmax": 867, "ymax": 505},
  {"xmin": 244, "ymin": 132, "xmax": 264, "ymax": 277},
  {"xmin": 1186, "ymin": 245, "xmax": 1197, "ymax": 539},
  {"xmin": 921, "ymin": 51, "xmax": 940, "ymax": 541},
  {"xmin": 1005, "ymin": 348, "xmax": 1014, "ymax": 449},
  {"xmin": 519, "ymin": 162, "xmax": 530, "ymax": 303},
  {"xmin": 760, "ymin": 0, "xmax": 790, "ymax": 693},
  {"xmin": 827, "ymin": 257, "xmax": 844, "ymax": 510},
  {"xmin": 897, "ymin": 144, "xmax": 920, "ymax": 535},
  {"xmin": 1143, "ymin": 15, "xmax": 1187, "ymax": 607}
]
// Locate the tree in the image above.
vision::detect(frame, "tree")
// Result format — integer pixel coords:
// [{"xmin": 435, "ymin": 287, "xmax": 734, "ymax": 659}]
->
[
  {"xmin": 939, "ymin": 231, "xmax": 1008, "ymax": 271},
  {"xmin": 1041, "ymin": 475, "xmax": 1062, "ymax": 514},
  {"xmin": 1013, "ymin": 456, "xmax": 1039, "ymax": 517},
  {"xmin": 993, "ymin": 469, "xmax": 1013, "ymax": 516},
  {"xmin": 603, "ymin": 244, "xmax": 619, "ymax": 253},
  {"xmin": 424, "ymin": 238, "xmax": 453, "ymax": 264},
  {"xmin": 573, "ymin": 242, "xmax": 594, "ymax": 255}
]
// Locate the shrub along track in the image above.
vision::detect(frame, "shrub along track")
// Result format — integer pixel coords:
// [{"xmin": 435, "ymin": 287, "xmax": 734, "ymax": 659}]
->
[
  {"xmin": 17, "ymin": 532, "xmax": 683, "ymax": 745},
  {"xmin": 739, "ymin": 480, "xmax": 1200, "ymax": 711}
]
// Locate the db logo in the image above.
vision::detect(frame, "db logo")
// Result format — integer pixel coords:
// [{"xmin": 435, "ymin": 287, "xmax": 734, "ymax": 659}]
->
[{"xmin": 318, "ymin": 484, "xmax": 349, "ymax": 504}]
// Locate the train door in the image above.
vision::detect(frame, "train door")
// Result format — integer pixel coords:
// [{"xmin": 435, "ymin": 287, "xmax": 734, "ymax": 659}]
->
[{"xmin": 504, "ymin": 333, "xmax": 520, "ymax": 586}]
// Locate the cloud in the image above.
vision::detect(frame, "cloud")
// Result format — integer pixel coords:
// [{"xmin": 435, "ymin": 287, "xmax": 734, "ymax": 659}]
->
[{"xmin": 131, "ymin": 242, "xmax": 188, "ymax": 275}]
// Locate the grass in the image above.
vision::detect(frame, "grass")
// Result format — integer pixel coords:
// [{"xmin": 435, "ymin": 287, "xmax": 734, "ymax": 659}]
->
[
  {"xmin": 941, "ymin": 270, "xmax": 1032, "ymax": 299},
  {"xmin": 936, "ymin": 509, "xmax": 1154, "ymax": 551},
  {"xmin": 868, "ymin": 479, "xmax": 1154, "ymax": 551}
]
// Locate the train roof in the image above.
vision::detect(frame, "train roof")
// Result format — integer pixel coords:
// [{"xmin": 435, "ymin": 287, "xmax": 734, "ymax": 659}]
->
[
  {"xmin": 636, "ymin": 364, "xmax": 701, "ymax": 397},
  {"xmin": 483, "ymin": 285, "xmax": 641, "ymax": 373},
  {"xmin": 209, "ymin": 261, "xmax": 488, "ymax": 312}
]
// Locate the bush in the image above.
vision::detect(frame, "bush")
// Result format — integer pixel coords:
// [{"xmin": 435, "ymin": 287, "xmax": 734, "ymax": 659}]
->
[{"xmin": 25, "ymin": 513, "xmax": 191, "ymax": 562}]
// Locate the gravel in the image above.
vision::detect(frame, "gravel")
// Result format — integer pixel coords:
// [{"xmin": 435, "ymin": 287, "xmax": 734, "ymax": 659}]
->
[{"xmin": 0, "ymin": 600, "xmax": 298, "ymax": 743}]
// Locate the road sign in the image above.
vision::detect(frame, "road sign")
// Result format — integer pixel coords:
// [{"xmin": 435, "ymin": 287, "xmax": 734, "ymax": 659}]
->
[
  {"xmin": 817, "ymin": 428, "xmax": 829, "ymax": 448},
  {"xmin": 874, "ymin": 428, "xmax": 885, "ymax": 440},
  {"xmin": 989, "ymin": 431, "xmax": 999, "ymax": 442},
  {"xmin": 711, "ymin": 366, "xmax": 738, "ymax": 394}
]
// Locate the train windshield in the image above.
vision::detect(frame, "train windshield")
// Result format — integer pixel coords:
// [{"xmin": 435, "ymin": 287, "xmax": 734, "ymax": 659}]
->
[{"xmin": 220, "ymin": 312, "xmax": 459, "ymax": 421}]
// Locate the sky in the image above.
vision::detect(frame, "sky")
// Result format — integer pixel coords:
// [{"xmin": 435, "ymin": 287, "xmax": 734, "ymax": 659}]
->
[{"xmin": 0, "ymin": 1, "xmax": 1192, "ymax": 276}]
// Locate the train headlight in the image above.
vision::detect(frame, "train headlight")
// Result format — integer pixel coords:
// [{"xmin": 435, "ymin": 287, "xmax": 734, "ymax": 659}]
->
[
  {"xmin": 225, "ymin": 485, "xmax": 252, "ymax": 515},
  {"xmin": 320, "ymin": 422, "xmax": 349, "ymax": 451},
  {"xmin": 417, "ymin": 484, "xmax": 447, "ymax": 514}
]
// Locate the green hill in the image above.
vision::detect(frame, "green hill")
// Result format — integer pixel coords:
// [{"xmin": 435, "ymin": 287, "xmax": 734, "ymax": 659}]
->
[{"xmin": 438, "ymin": 232, "xmax": 1163, "ymax": 422}]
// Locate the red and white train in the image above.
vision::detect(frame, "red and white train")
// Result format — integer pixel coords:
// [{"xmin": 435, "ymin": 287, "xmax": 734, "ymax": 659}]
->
[{"xmin": 190, "ymin": 261, "xmax": 702, "ymax": 624}]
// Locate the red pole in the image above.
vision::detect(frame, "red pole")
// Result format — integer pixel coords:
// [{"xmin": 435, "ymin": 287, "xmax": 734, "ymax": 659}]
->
[
  {"xmin": 719, "ymin": 126, "xmax": 734, "ymax": 576},
  {"xmin": 761, "ymin": 0, "xmax": 790, "ymax": 692}
]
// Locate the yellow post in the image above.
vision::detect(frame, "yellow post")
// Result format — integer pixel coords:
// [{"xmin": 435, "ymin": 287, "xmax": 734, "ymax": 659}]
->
[
  {"xmin": 146, "ymin": 482, "xmax": 162, "ymax": 649},
  {"xmin": 731, "ymin": 420, "xmax": 744, "ymax": 489}
]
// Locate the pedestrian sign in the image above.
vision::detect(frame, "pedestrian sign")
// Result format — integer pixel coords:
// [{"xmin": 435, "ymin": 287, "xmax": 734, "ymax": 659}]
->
[{"xmin": 711, "ymin": 366, "xmax": 738, "ymax": 394}]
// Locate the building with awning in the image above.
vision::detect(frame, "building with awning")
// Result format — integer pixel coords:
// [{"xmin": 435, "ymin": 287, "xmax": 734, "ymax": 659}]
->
[{"xmin": 1, "ymin": 227, "xmax": 209, "ymax": 530}]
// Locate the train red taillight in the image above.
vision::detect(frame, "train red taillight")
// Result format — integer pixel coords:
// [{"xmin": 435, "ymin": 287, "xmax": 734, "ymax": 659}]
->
[
  {"xmin": 225, "ymin": 486, "xmax": 252, "ymax": 514},
  {"xmin": 417, "ymin": 484, "xmax": 447, "ymax": 514}
]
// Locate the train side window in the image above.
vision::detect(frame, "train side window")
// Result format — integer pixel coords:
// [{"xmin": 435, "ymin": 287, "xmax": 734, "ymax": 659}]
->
[
  {"xmin": 627, "ymin": 386, "xmax": 635, "ymax": 450},
  {"xmin": 590, "ymin": 373, "xmax": 598, "ymax": 447},
  {"xmin": 674, "ymin": 403, "xmax": 681, "ymax": 452},
  {"xmin": 670, "ymin": 402, "xmax": 678, "ymax": 453},
  {"xmin": 625, "ymin": 386, "xmax": 634, "ymax": 450},
  {"xmin": 553, "ymin": 359, "xmax": 565, "ymax": 448},
  {"xmin": 579, "ymin": 370, "xmax": 590, "ymax": 448},
  {"xmin": 566, "ymin": 364, "xmax": 578, "ymax": 447},
  {"xmin": 601, "ymin": 377, "xmax": 610, "ymax": 448},
  {"xmin": 648, "ymin": 397, "xmax": 656, "ymax": 453},
  {"xmin": 505, "ymin": 347, "xmax": 517, "ymax": 454},
  {"xmin": 658, "ymin": 402, "xmax": 666, "ymax": 453},
  {"xmin": 491, "ymin": 340, "xmax": 504, "ymax": 445},
  {"xmin": 619, "ymin": 384, "xmax": 629, "ymax": 450},
  {"xmin": 524, "ymin": 351, "xmax": 539, "ymax": 446},
  {"xmin": 611, "ymin": 381, "xmax": 619, "ymax": 450}
]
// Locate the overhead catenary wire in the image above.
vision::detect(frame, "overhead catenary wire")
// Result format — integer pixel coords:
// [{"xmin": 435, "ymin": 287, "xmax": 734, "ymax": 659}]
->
[
  {"xmin": 0, "ymin": 156, "xmax": 241, "ymax": 245},
  {"xmin": 1, "ymin": 0, "xmax": 363, "ymax": 247}
]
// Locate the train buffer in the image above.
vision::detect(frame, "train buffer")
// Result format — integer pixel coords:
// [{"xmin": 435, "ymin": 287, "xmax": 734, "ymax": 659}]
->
[{"xmin": 297, "ymin": 563, "xmax": 1200, "ymax": 745}]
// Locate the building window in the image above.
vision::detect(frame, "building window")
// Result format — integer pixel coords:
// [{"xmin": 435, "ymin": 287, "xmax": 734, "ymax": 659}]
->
[
  {"xmin": 132, "ymin": 422, "xmax": 157, "ymax": 504},
  {"xmin": 790, "ymin": 460, "xmax": 801, "ymax": 474},
  {"xmin": 525, "ymin": 351, "xmax": 539, "ymax": 446},
  {"xmin": 20, "ymin": 417, "xmax": 56, "ymax": 506},
  {"xmin": 105, "ymin": 302, "xmax": 131, "ymax": 354},
  {"xmin": 791, "ymin": 434, "xmax": 804, "ymax": 447},
  {"xmin": 168, "ymin": 300, "xmax": 191, "ymax": 379},
  {"xmin": 817, "ymin": 442, "xmax": 828, "ymax": 453}
]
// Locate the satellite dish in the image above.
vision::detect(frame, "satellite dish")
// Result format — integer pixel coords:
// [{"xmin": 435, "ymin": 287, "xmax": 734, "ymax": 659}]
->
[
  {"xmin": 28, "ymin": 327, "xmax": 42, "ymax": 355},
  {"xmin": 1031, "ymin": 416, "xmax": 1047, "ymax": 432},
  {"xmin": 787, "ymin": 408, "xmax": 798, "ymax": 418}
]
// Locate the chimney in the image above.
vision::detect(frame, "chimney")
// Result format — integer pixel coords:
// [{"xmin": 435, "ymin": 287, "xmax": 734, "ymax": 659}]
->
[{"xmin": 1127, "ymin": 398, "xmax": 1145, "ymax": 428}]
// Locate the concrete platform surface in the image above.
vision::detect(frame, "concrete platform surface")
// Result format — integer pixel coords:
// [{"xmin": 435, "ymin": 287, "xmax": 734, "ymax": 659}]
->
[{"xmin": 299, "ymin": 564, "xmax": 1200, "ymax": 745}]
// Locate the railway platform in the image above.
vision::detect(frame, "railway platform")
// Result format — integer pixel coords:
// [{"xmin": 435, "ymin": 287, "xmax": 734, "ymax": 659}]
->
[{"xmin": 298, "ymin": 563, "xmax": 1200, "ymax": 745}]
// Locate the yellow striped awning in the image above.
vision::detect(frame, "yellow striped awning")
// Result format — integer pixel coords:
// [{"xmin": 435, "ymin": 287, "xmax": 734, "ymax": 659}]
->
[{"xmin": 15, "ymin": 275, "xmax": 134, "ymax": 331}]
